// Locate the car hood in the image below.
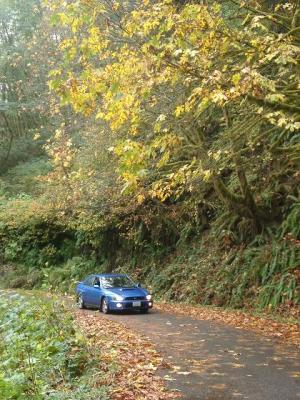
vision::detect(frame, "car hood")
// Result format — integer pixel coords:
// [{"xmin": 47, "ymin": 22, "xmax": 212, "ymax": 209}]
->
[{"xmin": 105, "ymin": 287, "xmax": 148, "ymax": 298}]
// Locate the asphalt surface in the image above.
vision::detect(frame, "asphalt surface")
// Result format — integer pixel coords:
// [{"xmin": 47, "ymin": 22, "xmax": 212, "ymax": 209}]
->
[{"xmin": 81, "ymin": 307, "xmax": 300, "ymax": 400}]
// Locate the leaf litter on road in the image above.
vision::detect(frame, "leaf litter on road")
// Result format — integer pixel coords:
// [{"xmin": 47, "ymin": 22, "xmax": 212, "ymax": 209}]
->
[
  {"xmin": 156, "ymin": 302, "xmax": 300, "ymax": 348},
  {"xmin": 74, "ymin": 310, "xmax": 180, "ymax": 400}
]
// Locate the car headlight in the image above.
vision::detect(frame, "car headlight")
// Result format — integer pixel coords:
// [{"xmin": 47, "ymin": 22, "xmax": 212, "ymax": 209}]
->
[
  {"xmin": 146, "ymin": 294, "xmax": 152, "ymax": 301},
  {"xmin": 112, "ymin": 295, "xmax": 123, "ymax": 301}
]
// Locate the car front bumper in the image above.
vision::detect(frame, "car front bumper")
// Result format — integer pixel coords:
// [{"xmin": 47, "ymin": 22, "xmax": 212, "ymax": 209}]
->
[{"xmin": 108, "ymin": 299, "xmax": 153, "ymax": 311}]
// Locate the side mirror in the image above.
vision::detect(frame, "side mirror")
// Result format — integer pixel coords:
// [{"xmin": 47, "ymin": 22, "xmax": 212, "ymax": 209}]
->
[
  {"xmin": 93, "ymin": 284, "xmax": 100, "ymax": 289},
  {"xmin": 136, "ymin": 282, "xmax": 142, "ymax": 288}
]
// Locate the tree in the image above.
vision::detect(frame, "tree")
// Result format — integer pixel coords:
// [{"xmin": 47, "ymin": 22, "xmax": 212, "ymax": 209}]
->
[
  {"xmin": 47, "ymin": 0, "xmax": 299, "ymax": 227},
  {"xmin": 0, "ymin": 0, "xmax": 61, "ymax": 173}
]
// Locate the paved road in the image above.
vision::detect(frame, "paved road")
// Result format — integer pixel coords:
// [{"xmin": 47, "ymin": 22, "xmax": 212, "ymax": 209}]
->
[{"xmin": 80, "ymin": 307, "xmax": 300, "ymax": 400}]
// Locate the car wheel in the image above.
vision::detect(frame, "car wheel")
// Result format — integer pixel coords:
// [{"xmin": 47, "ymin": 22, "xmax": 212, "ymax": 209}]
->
[
  {"xmin": 77, "ymin": 294, "xmax": 85, "ymax": 309},
  {"xmin": 140, "ymin": 308, "xmax": 149, "ymax": 314},
  {"xmin": 101, "ymin": 297, "xmax": 110, "ymax": 314}
]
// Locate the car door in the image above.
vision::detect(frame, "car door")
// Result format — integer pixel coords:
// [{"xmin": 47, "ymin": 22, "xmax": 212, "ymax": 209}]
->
[
  {"xmin": 88, "ymin": 277, "xmax": 102, "ymax": 308},
  {"xmin": 80, "ymin": 275, "xmax": 95, "ymax": 307}
]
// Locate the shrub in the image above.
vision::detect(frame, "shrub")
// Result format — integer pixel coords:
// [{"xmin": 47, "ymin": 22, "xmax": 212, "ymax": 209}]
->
[{"xmin": 0, "ymin": 293, "xmax": 109, "ymax": 399}]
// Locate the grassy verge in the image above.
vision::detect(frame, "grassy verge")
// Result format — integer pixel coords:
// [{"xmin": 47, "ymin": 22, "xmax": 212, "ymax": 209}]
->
[{"xmin": 0, "ymin": 291, "xmax": 110, "ymax": 400}]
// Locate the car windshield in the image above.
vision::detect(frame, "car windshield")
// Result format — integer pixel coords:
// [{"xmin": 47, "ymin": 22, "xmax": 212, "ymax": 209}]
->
[{"xmin": 101, "ymin": 276, "xmax": 135, "ymax": 289}]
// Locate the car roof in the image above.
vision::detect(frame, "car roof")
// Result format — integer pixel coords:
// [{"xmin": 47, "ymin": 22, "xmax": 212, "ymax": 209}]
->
[{"xmin": 94, "ymin": 273, "xmax": 128, "ymax": 278}]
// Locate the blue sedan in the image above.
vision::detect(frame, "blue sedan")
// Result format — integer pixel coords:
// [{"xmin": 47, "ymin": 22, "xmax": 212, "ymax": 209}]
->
[{"xmin": 75, "ymin": 273, "xmax": 153, "ymax": 313}]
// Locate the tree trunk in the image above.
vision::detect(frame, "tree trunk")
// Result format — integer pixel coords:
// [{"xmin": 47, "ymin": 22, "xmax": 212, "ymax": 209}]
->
[
  {"xmin": 211, "ymin": 174, "xmax": 253, "ymax": 219},
  {"xmin": 210, "ymin": 107, "xmax": 264, "ymax": 225}
]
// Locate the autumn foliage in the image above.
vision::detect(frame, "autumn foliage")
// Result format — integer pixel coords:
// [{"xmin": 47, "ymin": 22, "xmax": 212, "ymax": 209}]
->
[{"xmin": 0, "ymin": 1, "xmax": 299, "ymax": 311}]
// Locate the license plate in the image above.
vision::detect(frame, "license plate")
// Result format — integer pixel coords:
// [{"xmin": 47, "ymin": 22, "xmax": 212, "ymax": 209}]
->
[{"xmin": 133, "ymin": 301, "xmax": 141, "ymax": 307}]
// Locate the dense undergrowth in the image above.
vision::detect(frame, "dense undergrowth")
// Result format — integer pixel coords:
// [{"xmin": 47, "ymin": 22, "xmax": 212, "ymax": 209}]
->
[
  {"xmin": 0, "ymin": 292, "xmax": 110, "ymax": 400},
  {"xmin": 0, "ymin": 199, "xmax": 299, "ymax": 312}
]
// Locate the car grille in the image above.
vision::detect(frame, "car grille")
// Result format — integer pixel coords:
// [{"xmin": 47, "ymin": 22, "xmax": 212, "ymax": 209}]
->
[{"xmin": 124, "ymin": 296, "xmax": 145, "ymax": 301}]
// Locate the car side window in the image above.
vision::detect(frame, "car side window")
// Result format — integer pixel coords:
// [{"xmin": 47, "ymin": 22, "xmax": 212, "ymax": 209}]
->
[
  {"xmin": 93, "ymin": 277, "xmax": 100, "ymax": 287},
  {"xmin": 84, "ymin": 275, "xmax": 94, "ymax": 286}
]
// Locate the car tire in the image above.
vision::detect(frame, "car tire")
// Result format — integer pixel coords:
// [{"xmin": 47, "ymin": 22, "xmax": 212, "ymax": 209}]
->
[
  {"xmin": 101, "ymin": 297, "xmax": 110, "ymax": 314},
  {"xmin": 140, "ymin": 308, "xmax": 149, "ymax": 314},
  {"xmin": 77, "ymin": 294, "xmax": 85, "ymax": 309}
]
